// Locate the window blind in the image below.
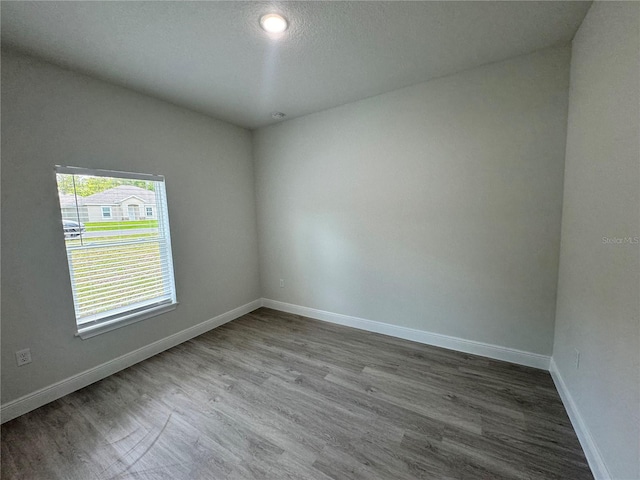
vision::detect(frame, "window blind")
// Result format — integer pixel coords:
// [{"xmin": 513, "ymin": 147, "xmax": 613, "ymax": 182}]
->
[{"xmin": 55, "ymin": 166, "xmax": 177, "ymax": 334}]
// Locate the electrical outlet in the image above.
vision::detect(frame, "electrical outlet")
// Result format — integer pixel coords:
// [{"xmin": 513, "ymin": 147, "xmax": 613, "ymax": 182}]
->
[
  {"xmin": 574, "ymin": 348, "xmax": 580, "ymax": 369},
  {"xmin": 16, "ymin": 348, "xmax": 32, "ymax": 367},
  {"xmin": 279, "ymin": 279, "xmax": 285, "ymax": 288}
]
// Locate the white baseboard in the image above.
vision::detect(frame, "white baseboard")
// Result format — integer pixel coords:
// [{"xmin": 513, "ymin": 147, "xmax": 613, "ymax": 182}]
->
[
  {"xmin": 1, "ymin": 299, "xmax": 262, "ymax": 424},
  {"xmin": 261, "ymin": 299, "xmax": 550, "ymax": 370},
  {"xmin": 549, "ymin": 358, "xmax": 610, "ymax": 480}
]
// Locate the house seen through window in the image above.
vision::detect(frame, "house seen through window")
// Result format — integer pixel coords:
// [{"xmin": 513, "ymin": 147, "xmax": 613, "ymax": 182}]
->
[{"xmin": 56, "ymin": 166, "xmax": 177, "ymax": 338}]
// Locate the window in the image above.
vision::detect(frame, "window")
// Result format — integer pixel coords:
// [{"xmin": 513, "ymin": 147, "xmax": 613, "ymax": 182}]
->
[
  {"xmin": 146, "ymin": 206, "xmax": 153, "ymax": 217},
  {"xmin": 55, "ymin": 166, "xmax": 177, "ymax": 339}
]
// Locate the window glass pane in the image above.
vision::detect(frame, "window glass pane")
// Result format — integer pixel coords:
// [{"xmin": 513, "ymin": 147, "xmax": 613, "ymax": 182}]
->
[{"xmin": 55, "ymin": 168, "xmax": 177, "ymax": 329}]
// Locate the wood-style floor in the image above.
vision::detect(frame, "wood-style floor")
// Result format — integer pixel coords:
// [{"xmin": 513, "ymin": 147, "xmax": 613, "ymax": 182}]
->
[{"xmin": 1, "ymin": 308, "xmax": 592, "ymax": 480}]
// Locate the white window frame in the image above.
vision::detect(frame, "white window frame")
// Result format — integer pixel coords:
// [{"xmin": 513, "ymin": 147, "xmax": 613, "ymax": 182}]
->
[
  {"xmin": 101, "ymin": 206, "xmax": 112, "ymax": 219},
  {"xmin": 145, "ymin": 206, "xmax": 154, "ymax": 217},
  {"xmin": 56, "ymin": 166, "xmax": 178, "ymax": 339}
]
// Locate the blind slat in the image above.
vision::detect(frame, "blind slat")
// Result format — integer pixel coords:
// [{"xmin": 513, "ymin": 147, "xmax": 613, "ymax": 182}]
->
[
  {"xmin": 71, "ymin": 269, "xmax": 170, "ymax": 283},
  {"xmin": 70, "ymin": 258, "xmax": 172, "ymax": 271},
  {"xmin": 77, "ymin": 287, "xmax": 170, "ymax": 312},
  {"xmin": 74, "ymin": 276, "xmax": 167, "ymax": 300}
]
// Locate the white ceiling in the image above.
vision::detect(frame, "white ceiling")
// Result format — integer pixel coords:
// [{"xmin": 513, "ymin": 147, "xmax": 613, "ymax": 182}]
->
[{"xmin": 1, "ymin": 1, "xmax": 591, "ymax": 129}]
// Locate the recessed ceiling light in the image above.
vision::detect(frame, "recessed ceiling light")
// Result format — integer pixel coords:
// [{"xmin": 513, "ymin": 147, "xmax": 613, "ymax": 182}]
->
[
  {"xmin": 260, "ymin": 13, "xmax": 288, "ymax": 34},
  {"xmin": 271, "ymin": 112, "xmax": 286, "ymax": 120}
]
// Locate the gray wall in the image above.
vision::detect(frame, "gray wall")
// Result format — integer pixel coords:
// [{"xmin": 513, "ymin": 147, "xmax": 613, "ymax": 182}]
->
[
  {"xmin": 1, "ymin": 50, "xmax": 261, "ymax": 404},
  {"xmin": 553, "ymin": 3, "xmax": 640, "ymax": 479},
  {"xmin": 254, "ymin": 46, "xmax": 570, "ymax": 355}
]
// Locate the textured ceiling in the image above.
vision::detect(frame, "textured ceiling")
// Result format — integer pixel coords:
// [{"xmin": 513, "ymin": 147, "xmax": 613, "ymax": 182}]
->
[{"xmin": 1, "ymin": 1, "xmax": 591, "ymax": 129}]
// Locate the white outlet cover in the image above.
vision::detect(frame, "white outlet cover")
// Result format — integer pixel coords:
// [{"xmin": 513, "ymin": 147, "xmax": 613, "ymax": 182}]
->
[{"xmin": 16, "ymin": 348, "xmax": 32, "ymax": 366}]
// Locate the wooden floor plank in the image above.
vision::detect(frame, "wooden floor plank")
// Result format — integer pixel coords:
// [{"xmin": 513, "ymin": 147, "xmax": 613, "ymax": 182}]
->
[{"xmin": 1, "ymin": 308, "xmax": 593, "ymax": 479}]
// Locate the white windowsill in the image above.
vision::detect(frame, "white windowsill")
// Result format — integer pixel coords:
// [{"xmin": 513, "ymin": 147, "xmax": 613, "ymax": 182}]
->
[{"xmin": 75, "ymin": 302, "xmax": 178, "ymax": 340}]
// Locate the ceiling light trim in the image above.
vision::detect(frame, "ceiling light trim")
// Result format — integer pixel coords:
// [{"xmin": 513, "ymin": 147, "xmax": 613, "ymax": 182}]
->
[{"xmin": 259, "ymin": 13, "xmax": 288, "ymax": 34}]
